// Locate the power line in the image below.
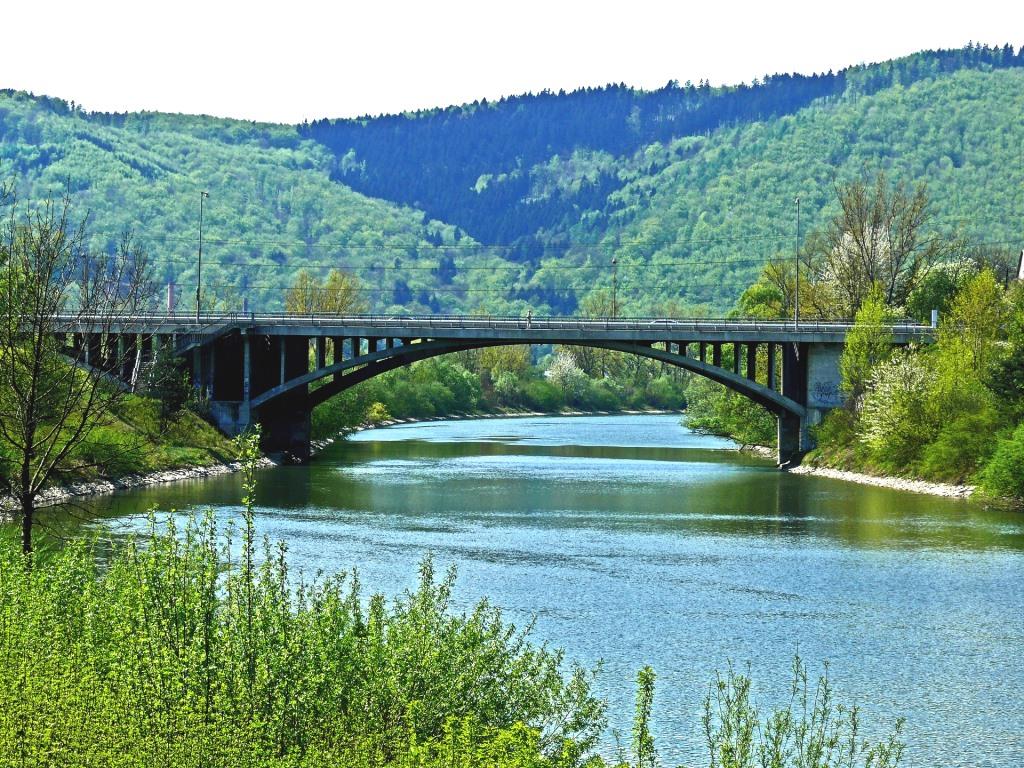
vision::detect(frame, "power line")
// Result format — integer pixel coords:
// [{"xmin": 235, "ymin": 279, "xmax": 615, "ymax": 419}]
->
[
  {"xmin": 151, "ymin": 255, "xmax": 781, "ymax": 271},
  {"xmin": 85, "ymin": 229, "xmax": 794, "ymax": 251}
]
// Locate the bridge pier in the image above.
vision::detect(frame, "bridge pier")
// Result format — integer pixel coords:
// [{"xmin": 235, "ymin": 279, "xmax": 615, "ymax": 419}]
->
[
  {"xmin": 775, "ymin": 341, "xmax": 845, "ymax": 466},
  {"xmin": 257, "ymin": 395, "xmax": 311, "ymax": 461},
  {"xmin": 259, "ymin": 336, "xmax": 311, "ymax": 460}
]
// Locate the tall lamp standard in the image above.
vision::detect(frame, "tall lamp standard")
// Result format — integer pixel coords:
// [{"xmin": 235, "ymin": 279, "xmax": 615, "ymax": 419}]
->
[
  {"xmin": 196, "ymin": 190, "xmax": 209, "ymax": 322},
  {"xmin": 794, "ymin": 196, "xmax": 801, "ymax": 330},
  {"xmin": 611, "ymin": 257, "xmax": 618, "ymax": 318}
]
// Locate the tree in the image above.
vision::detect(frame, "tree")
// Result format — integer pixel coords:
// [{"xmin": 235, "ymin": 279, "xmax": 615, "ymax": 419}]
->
[
  {"xmin": 859, "ymin": 349, "xmax": 934, "ymax": 470},
  {"xmin": 904, "ymin": 258, "xmax": 976, "ymax": 323},
  {"xmin": 564, "ymin": 290, "xmax": 625, "ymax": 377},
  {"xmin": 806, "ymin": 172, "xmax": 945, "ymax": 317},
  {"xmin": 546, "ymin": 350, "xmax": 586, "ymax": 403},
  {"xmin": 938, "ymin": 269, "xmax": 1006, "ymax": 377},
  {"xmin": 146, "ymin": 347, "xmax": 191, "ymax": 426},
  {"xmin": 989, "ymin": 283, "xmax": 1024, "ymax": 420},
  {"xmin": 478, "ymin": 344, "xmax": 531, "ymax": 379},
  {"xmin": 285, "ymin": 268, "xmax": 366, "ymax": 314},
  {"xmin": 839, "ymin": 283, "xmax": 893, "ymax": 406},
  {"xmin": 0, "ymin": 192, "xmax": 151, "ymax": 555}
]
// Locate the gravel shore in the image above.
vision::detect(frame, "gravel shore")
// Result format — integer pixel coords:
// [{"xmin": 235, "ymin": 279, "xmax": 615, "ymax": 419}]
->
[
  {"xmin": 787, "ymin": 464, "xmax": 975, "ymax": 498},
  {"xmin": 1, "ymin": 458, "xmax": 277, "ymax": 516}
]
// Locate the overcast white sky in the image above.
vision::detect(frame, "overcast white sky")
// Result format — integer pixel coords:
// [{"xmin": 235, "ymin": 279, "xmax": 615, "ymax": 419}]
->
[{"xmin": 2, "ymin": 1, "xmax": 1021, "ymax": 123}]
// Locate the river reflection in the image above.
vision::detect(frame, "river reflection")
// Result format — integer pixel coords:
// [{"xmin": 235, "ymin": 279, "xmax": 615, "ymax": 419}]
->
[{"xmin": 64, "ymin": 415, "xmax": 1024, "ymax": 767}]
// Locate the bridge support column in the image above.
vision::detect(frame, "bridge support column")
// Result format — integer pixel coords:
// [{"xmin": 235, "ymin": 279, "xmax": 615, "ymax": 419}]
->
[
  {"xmin": 257, "ymin": 394, "xmax": 310, "ymax": 462},
  {"xmin": 204, "ymin": 342, "xmax": 215, "ymax": 398},
  {"xmin": 238, "ymin": 332, "xmax": 252, "ymax": 429},
  {"xmin": 124, "ymin": 335, "xmax": 139, "ymax": 384},
  {"xmin": 778, "ymin": 413, "xmax": 802, "ymax": 467},
  {"xmin": 259, "ymin": 336, "xmax": 312, "ymax": 461},
  {"xmin": 315, "ymin": 337, "xmax": 326, "ymax": 370},
  {"xmin": 767, "ymin": 344, "xmax": 776, "ymax": 390},
  {"xmin": 775, "ymin": 341, "xmax": 845, "ymax": 466},
  {"xmin": 803, "ymin": 341, "xmax": 844, "ymax": 442},
  {"xmin": 86, "ymin": 334, "xmax": 101, "ymax": 369},
  {"xmin": 116, "ymin": 335, "xmax": 126, "ymax": 378},
  {"xmin": 778, "ymin": 342, "xmax": 807, "ymax": 466}
]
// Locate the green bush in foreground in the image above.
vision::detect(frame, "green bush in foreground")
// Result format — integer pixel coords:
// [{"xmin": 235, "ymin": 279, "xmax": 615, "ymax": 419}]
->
[{"xmin": 0, "ymin": 434, "xmax": 905, "ymax": 767}]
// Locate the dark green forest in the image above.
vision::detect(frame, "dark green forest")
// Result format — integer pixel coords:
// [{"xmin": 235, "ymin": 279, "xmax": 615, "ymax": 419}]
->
[
  {"xmin": 301, "ymin": 43, "xmax": 1023, "ymax": 249},
  {"xmin": 1, "ymin": 43, "xmax": 1022, "ymax": 316}
]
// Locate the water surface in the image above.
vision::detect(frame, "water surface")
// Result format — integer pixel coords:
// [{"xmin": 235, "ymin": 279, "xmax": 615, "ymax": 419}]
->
[{"xmin": 80, "ymin": 415, "xmax": 1024, "ymax": 767}]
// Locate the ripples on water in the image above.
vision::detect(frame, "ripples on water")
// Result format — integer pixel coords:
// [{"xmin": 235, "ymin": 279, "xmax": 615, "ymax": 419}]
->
[{"xmin": 73, "ymin": 415, "xmax": 1024, "ymax": 767}]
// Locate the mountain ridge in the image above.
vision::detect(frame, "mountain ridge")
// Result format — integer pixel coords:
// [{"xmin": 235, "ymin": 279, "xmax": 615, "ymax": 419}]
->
[{"xmin": 0, "ymin": 43, "xmax": 1021, "ymax": 314}]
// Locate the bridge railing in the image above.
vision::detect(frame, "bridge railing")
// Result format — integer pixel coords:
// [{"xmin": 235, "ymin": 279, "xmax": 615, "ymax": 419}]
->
[{"xmin": 52, "ymin": 312, "xmax": 933, "ymax": 336}]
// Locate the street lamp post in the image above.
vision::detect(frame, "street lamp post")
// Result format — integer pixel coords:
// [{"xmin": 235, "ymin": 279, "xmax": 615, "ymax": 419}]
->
[
  {"xmin": 794, "ymin": 196, "xmax": 801, "ymax": 330},
  {"xmin": 196, "ymin": 191, "xmax": 209, "ymax": 322},
  {"xmin": 611, "ymin": 257, "xmax": 618, "ymax": 318}
]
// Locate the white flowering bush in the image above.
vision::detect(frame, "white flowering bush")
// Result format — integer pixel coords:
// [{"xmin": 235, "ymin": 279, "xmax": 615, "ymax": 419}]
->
[{"xmin": 859, "ymin": 349, "xmax": 936, "ymax": 470}]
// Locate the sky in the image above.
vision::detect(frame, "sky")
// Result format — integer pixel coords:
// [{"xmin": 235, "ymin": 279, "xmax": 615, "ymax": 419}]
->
[{"xmin": 2, "ymin": 0, "xmax": 1021, "ymax": 124}]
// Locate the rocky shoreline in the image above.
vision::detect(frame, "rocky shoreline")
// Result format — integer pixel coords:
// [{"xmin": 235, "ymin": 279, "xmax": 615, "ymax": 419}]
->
[
  {"xmin": 787, "ymin": 464, "xmax": 975, "ymax": 499},
  {"xmin": 1, "ymin": 458, "xmax": 278, "ymax": 516}
]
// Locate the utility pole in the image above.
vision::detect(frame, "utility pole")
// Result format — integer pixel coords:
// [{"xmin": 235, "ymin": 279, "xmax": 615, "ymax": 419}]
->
[
  {"xmin": 611, "ymin": 257, "xmax": 618, "ymax": 318},
  {"xmin": 196, "ymin": 190, "xmax": 209, "ymax": 322},
  {"xmin": 794, "ymin": 196, "xmax": 800, "ymax": 330}
]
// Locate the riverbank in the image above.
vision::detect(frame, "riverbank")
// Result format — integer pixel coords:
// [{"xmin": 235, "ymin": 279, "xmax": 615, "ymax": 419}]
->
[
  {"xmin": 1, "ymin": 456, "xmax": 279, "ymax": 515},
  {"xmin": 787, "ymin": 463, "xmax": 976, "ymax": 498}
]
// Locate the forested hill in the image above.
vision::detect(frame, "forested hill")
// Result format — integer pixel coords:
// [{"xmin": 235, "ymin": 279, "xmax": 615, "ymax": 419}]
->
[
  {"xmin": 0, "ymin": 96, "xmax": 483, "ymax": 313},
  {"xmin": 301, "ymin": 44, "xmax": 1024, "ymax": 249},
  {"xmin": 1, "ymin": 43, "xmax": 1023, "ymax": 315}
]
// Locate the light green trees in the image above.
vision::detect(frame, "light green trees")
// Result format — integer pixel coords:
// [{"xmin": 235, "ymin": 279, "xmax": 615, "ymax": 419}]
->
[
  {"xmin": 285, "ymin": 268, "xmax": 367, "ymax": 315},
  {"xmin": 805, "ymin": 172, "xmax": 944, "ymax": 318},
  {"xmin": 859, "ymin": 350, "xmax": 934, "ymax": 470},
  {"xmin": 0, "ymin": 194, "xmax": 152, "ymax": 555},
  {"xmin": 839, "ymin": 284, "xmax": 893, "ymax": 405},
  {"xmin": 937, "ymin": 269, "xmax": 1006, "ymax": 377}
]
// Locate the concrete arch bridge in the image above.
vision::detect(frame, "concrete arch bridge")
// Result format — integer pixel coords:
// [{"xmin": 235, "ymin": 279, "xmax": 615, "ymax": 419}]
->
[{"xmin": 62, "ymin": 314, "xmax": 932, "ymax": 466}]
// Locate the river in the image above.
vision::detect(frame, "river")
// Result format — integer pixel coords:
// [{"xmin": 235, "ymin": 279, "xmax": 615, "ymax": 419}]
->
[{"xmin": 77, "ymin": 414, "xmax": 1023, "ymax": 767}]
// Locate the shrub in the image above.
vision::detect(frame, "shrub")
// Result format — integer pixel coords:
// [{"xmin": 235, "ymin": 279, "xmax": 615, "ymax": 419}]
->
[
  {"xmin": 645, "ymin": 375, "xmax": 685, "ymax": 410},
  {"xmin": 522, "ymin": 379, "xmax": 564, "ymax": 413},
  {"xmin": 918, "ymin": 411, "xmax": 999, "ymax": 482},
  {"xmin": 978, "ymin": 422, "xmax": 1024, "ymax": 499},
  {"xmin": 699, "ymin": 657, "xmax": 904, "ymax": 768},
  {"xmin": 685, "ymin": 377, "xmax": 776, "ymax": 447},
  {"xmin": 859, "ymin": 350, "xmax": 934, "ymax": 472},
  {"xmin": 366, "ymin": 401, "xmax": 392, "ymax": 423},
  {"xmin": 493, "ymin": 371, "xmax": 522, "ymax": 407},
  {"xmin": 0, "ymin": 434, "xmax": 606, "ymax": 766}
]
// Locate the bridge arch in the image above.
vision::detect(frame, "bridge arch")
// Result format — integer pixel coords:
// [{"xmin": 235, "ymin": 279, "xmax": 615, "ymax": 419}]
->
[{"xmin": 248, "ymin": 337, "xmax": 805, "ymax": 437}]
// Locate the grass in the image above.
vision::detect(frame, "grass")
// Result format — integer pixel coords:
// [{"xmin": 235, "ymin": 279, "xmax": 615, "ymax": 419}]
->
[{"xmin": 60, "ymin": 394, "xmax": 239, "ymax": 482}]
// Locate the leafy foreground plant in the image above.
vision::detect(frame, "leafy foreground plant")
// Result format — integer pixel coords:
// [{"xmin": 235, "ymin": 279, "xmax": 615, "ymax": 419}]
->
[
  {"xmin": 0, "ymin": 432, "xmax": 904, "ymax": 767},
  {"xmin": 698, "ymin": 658, "xmax": 904, "ymax": 768}
]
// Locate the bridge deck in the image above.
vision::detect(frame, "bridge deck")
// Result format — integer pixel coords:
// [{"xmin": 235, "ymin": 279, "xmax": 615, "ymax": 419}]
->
[{"xmin": 59, "ymin": 313, "xmax": 933, "ymax": 345}]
